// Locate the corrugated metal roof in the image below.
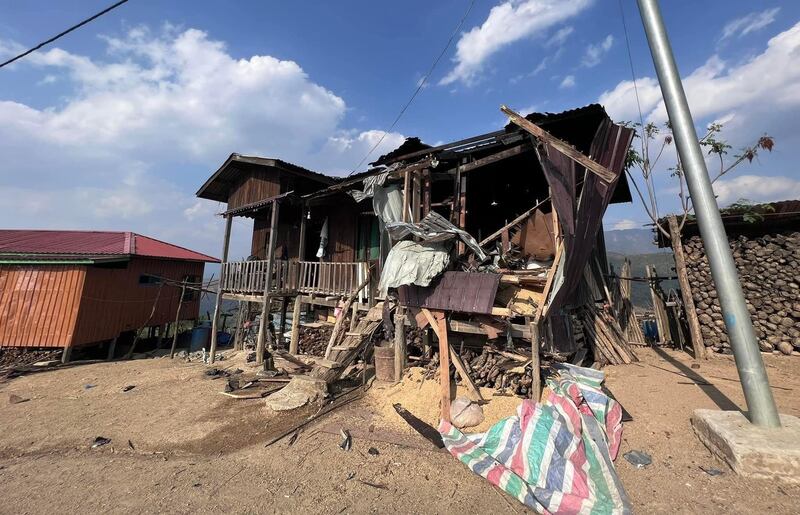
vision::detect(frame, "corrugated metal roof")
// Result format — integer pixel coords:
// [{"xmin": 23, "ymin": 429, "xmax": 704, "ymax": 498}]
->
[
  {"xmin": 0, "ymin": 230, "xmax": 219, "ymax": 263},
  {"xmin": 398, "ymin": 271, "xmax": 500, "ymax": 315}
]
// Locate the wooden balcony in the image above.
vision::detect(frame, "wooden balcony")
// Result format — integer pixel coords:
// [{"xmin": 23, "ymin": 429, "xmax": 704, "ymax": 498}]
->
[{"xmin": 220, "ymin": 259, "xmax": 370, "ymax": 299}]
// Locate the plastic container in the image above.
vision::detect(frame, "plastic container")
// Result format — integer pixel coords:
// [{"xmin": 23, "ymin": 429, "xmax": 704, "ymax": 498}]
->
[
  {"xmin": 189, "ymin": 326, "xmax": 211, "ymax": 352},
  {"xmin": 374, "ymin": 345, "xmax": 395, "ymax": 382}
]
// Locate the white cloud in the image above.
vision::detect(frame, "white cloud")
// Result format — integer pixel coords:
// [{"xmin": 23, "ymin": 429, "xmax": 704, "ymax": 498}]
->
[
  {"xmin": 582, "ymin": 34, "xmax": 613, "ymax": 67},
  {"xmin": 720, "ymin": 8, "xmax": 780, "ymax": 41},
  {"xmin": 599, "ymin": 22, "xmax": 800, "ymax": 129},
  {"xmin": 559, "ymin": 75, "xmax": 576, "ymax": 89},
  {"xmin": 713, "ymin": 175, "xmax": 800, "ymax": 205},
  {"xmin": 440, "ymin": 0, "xmax": 593, "ymax": 86},
  {"xmin": 546, "ymin": 26, "xmax": 574, "ymax": 47},
  {"xmin": 612, "ymin": 219, "xmax": 640, "ymax": 230},
  {"xmin": 0, "ymin": 26, "xmax": 405, "ymax": 258}
]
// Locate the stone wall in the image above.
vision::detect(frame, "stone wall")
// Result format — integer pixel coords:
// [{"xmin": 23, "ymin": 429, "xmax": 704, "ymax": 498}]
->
[{"xmin": 683, "ymin": 230, "xmax": 800, "ymax": 354}]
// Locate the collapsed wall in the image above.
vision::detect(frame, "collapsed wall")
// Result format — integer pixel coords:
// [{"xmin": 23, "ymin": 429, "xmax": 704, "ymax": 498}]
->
[{"xmin": 683, "ymin": 230, "xmax": 800, "ymax": 354}]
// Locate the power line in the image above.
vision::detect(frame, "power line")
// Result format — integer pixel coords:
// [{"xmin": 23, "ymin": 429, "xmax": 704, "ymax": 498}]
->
[
  {"xmin": 0, "ymin": 0, "xmax": 130, "ymax": 69},
  {"xmin": 347, "ymin": 0, "xmax": 477, "ymax": 175}
]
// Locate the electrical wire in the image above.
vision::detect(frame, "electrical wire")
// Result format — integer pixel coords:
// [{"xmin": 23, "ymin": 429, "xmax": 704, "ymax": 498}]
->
[
  {"xmin": 0, "ymin": 0, "xmax": 130, "ymax": 69},
  {"xmin": 347, "ymin": 0, "xmax": 477, "ymax": 175},
  {"xmin": 617, "ymin": 0, "xmax": 646, "ymax": 130}
]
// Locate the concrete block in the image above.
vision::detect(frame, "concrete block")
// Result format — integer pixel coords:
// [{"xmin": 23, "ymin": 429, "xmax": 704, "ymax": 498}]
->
[{"xmin": 691, "ymin": 409, "xmax": 800, "ymax": 483}]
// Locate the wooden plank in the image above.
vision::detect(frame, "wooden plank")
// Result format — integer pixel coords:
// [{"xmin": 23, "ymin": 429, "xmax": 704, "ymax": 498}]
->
[
  {"xmin": 669, "ymin": 215, "xmax": 705, "ymax": 360},
  {"xmin": 394, "ymin": 309, "xmax": 407, "ymax": 382},
  {"xmin": 501, "ymin": 105, "xmax": 616, "ymax": 183},
  {"xmin": 449, "ymin": 347, "xmax": 484, "ymax": 402},
  {"xmin": 535, "ymin": 241, "xmax": 564, "ymax": 322}
]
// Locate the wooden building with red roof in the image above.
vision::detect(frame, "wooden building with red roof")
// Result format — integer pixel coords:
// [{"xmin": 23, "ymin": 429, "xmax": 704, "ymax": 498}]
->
[{"xmin": 0, "ymin": 230, "xmax": 218, "ymax": 358}]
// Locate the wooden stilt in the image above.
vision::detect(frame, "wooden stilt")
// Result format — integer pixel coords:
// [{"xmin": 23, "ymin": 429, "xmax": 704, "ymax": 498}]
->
[
  {"xmin": 232, "ymin": 301, "xmax": 244, "ymax": 351},
  {"xmin": 210, "ymin": 214, "xmax": 233, "ymax": 363},
  {"xmin": 169, "ymin": 281, "xmax": 186, "ymax": 359},
  {"xmin": 289, "ymin": 297, "xmax": 302, "ymax": 355},
  {"xmin": 61, "ymin": 344, "xmax": 72, "ymax": 364},
  {"xmin": 435, "ymin": 311, "xmax": 451, "ymax": 422},
  {"xmin": 528, "ymin": 317, "xmax": 542, "ymax": 401},
  {"xmin": 106, "ymin": 336, "xmax": 118, "ymax": 361},
  {"xmin": 278, "ymin": 296, "xmax": 289, "ymax": 349},
  {"xmin": 394, "ymin": 309, "xmax": 407, "ymax": 382},
  {"xmin": 257, "ymin": 201, "xmax": 280, "ymax": 364},
  {"xmin": 156, "ymin": 324, "xmax": 166, "ymax": 349}
]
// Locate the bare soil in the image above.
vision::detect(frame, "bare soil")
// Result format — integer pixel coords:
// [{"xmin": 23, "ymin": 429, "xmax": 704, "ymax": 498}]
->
[{"xmin": 0, "ymin": 347, "xmax": 798, "ymax": 514}]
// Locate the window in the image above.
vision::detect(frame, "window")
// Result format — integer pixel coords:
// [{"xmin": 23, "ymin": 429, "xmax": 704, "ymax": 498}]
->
[{"xmin": 138, "ymin": 274, "xmax": 162, "ymax": 285}]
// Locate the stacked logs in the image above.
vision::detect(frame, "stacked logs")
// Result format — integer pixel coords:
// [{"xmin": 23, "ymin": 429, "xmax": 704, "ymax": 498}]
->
[
  {"xmin": 423, "ymin": 347, "xmax": 535, "ymax": 397},
  {"xmin": 297, "ymin": 325, "xmax": 332, "ymax": 356},
  {"xmin": 579, "ymin": 305, "xmax": 639, "ymax": 365},
  {"xmin": 684, "ymin": 231, "xmax": 800, "ymax": 355}
]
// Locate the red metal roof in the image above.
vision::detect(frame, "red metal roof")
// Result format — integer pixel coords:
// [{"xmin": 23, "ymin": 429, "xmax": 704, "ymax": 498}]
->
[{"xmin": 0, "ymin": 230, "xmax": 219, "ymax": 263}]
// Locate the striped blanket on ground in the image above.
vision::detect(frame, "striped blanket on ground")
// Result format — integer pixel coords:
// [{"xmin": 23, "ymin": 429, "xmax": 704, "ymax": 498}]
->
[{"xmin": 439, "ymin": 363, "xmax": 631, "ymax": 514}]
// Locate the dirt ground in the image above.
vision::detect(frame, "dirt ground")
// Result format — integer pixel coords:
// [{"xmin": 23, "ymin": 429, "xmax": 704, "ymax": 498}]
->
[{"xmin": 0, "ymin": 347, "xmax": 798, "ymax": 514}]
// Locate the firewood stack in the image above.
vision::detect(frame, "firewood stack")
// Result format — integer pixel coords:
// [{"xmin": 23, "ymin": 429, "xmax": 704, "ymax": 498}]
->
[
  {"xmin": 297, "ymin": 325, "xmax": 332, "ymax": 356},
  {"xmin": 683, "ymin": 231, "xmax": 800, "ymax": 355},
  {"xmin": 422, "ymin": 347, "xmax": 535, "ymax": 397}
]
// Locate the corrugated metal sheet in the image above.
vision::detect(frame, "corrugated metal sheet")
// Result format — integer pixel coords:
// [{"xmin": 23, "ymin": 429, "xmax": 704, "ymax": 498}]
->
[
  {"xmin": 0, "ymin": 230, "xmax": 218, "ymax": 263},
  {"xmin": 0, "ymin": 265, "xmax": 85, "ymax": 348},
  {"xmin": 398, "ymin": 271, "xmax": 500, "ymax": 315}
]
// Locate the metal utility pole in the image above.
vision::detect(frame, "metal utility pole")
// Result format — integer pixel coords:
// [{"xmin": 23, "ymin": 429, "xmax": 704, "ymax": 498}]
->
[{"xmin": 636, "ymin": 0, "xmax": 780, "ymax": 427}]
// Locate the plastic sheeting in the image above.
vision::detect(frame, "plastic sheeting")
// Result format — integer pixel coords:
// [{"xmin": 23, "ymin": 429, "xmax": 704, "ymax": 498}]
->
[
  {"xmin": 386, "ymin": 211, "xmax": 487, "ymax": 262},
  {"xmin": 377, "ymin": 240, "xmax": 450, "ymax": 295},
  {"xmin": 439, "ymin": 363, "xmax": 630, "ymax": 514}
]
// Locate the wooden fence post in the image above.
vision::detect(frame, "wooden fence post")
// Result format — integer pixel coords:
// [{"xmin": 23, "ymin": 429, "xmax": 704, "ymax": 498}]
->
[
  {"xmin": 170, "ymin": 281, "xmax": 186, "ymax": 358},
  {"xmin": 289, "ymin": 297, "xmax": 302, "ymax": 354},
  {"xmin": 668, "ymin": 215, "xmax": 705, "ymax": 359}
]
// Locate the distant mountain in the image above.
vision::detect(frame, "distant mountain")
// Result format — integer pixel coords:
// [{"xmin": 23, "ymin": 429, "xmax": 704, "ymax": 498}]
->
[
  {"xmin": 604, "ymin": 228, "xmax": 669, "ymax": 255},
  {"xmin": 607, "ymin": 251, "xmax": 678, "ymax": 309}
]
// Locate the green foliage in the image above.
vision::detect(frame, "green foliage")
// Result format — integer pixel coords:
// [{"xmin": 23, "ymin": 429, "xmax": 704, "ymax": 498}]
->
[{"xmin": 721, "ymin": 199, "xmax": 776, "ymax": 224}]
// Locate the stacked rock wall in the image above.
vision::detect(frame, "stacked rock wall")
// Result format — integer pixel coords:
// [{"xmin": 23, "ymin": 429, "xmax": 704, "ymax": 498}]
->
[{"xmin": 683, "ymin": 230, "xmax": 800, "ymax": 354}]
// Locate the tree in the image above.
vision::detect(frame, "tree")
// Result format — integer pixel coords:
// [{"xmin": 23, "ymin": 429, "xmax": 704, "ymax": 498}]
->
[{"xmin": 624, "ymin": 121, "xmax": 774, "ymax": 238}]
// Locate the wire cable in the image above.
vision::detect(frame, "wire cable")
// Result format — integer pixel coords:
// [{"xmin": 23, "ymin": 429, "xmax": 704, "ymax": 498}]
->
[
  {"xmin": 0, "ymin": 0, "xmax": 130, "ymax": 69},
  {"xmin": 347, "ymin": 0, "xmax": 477, "ymax": 175}
]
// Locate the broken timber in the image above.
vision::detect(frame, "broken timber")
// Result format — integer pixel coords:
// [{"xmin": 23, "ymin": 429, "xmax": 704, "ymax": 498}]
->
[{"xmin": 501, "ymin": 105, "xmax": 617, "ymax": 183}]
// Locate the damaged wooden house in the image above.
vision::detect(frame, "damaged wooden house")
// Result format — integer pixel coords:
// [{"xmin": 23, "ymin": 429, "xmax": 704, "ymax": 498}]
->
[{"xmin": 197, "ymin": 104, "xmax": 639, "ymax": 419}]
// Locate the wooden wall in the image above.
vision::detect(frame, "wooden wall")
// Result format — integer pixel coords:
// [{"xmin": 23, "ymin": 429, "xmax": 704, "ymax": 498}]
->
[
  {"xmin": 72, "ymin": 258, "xmax": 205, "ymax": 346},
  {"xmin": 0, "ymin": 265, "xmax": 85, "ymax": 348},
  {"xmin": 227, "ymin": 170, "xmax": 280, "ymax": 211},
  {"xmin": 0, "ymin": 258, "xmax": 205, "ymax": 349}
]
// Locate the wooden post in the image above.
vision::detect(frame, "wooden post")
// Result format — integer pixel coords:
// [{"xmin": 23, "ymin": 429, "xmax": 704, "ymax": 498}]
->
[
  {"xmin": 394, "ymin": 309, "xmax": 407, "ymax": 382},
  {"xmin": 278, "ymin": 296, "xmax": 289, "ymax": 349},
  {"xmin": 422, "ymin": 327, "xmax": 432, "ymax": 359},
  {"xmin": 402, "ymin": 170, "xmax": 411, "ymax": 222},
  {"xmin": 61, "ymin": 344, "xmax": 72, "ymax": 364},
  {"xmin": 106, "ymin": 336, "xmax": 118, "ymax": 361},
  {"xmin": 289, "ymin": 297, "xmax": 302, "ymax": 354},
  {"xmin": 170, "ymin": 281, "xmax": 186, "ymax": 358},
  {"xmin": 422, "ymin": 169, "xmax": 432, "ymax": 216},
  {"xmin": 646, "ymin": 265, "xmax": 671, "ymax": 344},
  {"xmin": 436, "ymin": 311, "xmax": 451, "ymax": 422},
  {"xmin": 156, "ymin": 324, "xmax": 166, "ymax": 349},
  {"xmin": 298, "ymin": 202, "xmax": 308, "ymax": 261},
  {"xmin": 257, "ymin": 201, "xmax": 280, "ymax": 364},
  {"xmin": 349, "ymin": 303, "xmax": 358, "ymax": 333},
  {"xmin": 209, "ymin": 214, "xmax": 233, "ymax": 363},
  {"xmin": 232, "ymin": 301, "xmax": 244, "ymax": 351},
  {"xmin": 411, "ymin": 171, "xmax": 421, "ymax": 222},
  {"xmin": 528, "ymin": 318, "xmax": 541, "ymax": 401},
  {"xmin": 668, "ymin": 216, "xmax": 705, "ymax": 359}
]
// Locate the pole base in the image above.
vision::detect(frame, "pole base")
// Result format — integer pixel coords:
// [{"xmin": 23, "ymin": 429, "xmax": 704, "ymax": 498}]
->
[{"xmin": 692, "ymin": 409, "xmax": 800, "ymax": 483}]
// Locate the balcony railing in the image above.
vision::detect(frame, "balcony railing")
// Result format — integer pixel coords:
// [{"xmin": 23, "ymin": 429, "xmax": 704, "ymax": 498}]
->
[{"xmin": 220, "ymin": 259, "xmax": 369, "ymax": 298}]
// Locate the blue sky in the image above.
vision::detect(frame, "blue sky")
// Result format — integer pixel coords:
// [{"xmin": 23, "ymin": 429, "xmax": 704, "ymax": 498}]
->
[{"xmin": 1, "ymin": 0, "xmax": 798, "ymax": 259}]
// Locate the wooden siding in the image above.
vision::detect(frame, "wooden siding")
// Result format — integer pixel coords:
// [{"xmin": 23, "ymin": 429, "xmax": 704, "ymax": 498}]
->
[
  {"xmin": 227, "ymin": 169, "xmax": 280, "ymax": 211},
  {"xmin": 326, "ymin": 204, "xmax": 357, "ymax": 262},
  {"xmin": 0, "ymin": 265, "xmax": 85, "ymax": 348},
  {"xmin": 71, "ymin": 258, "xmax": 205, "ymax": 346},
  {"xmin": 0, "ymin": 258, "xmax": 205, "ymax": 349}
]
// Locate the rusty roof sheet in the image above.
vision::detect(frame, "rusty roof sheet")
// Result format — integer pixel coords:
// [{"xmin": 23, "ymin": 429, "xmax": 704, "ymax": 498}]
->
[
  {"xmin": 0, "ymin": 230, "xmax": 219, "ymax": 263},
  {"xmin": 398, "ymin": 271, "xmax": 500, "ymax": 315}
]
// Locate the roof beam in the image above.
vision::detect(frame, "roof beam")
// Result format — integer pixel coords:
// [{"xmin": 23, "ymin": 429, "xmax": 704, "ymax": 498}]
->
[{"xmin": 501, "ymin": 105, "xmax": 616, "ymax": 183}]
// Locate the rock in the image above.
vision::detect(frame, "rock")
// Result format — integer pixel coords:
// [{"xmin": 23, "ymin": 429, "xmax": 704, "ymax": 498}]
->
[
  {"xmin": 777, "ymin": 341, "xmax": 794, "ymax": 356},
  {"xmin": 265, "ymin": 376, "xmax": 327, "ymax": 411}
]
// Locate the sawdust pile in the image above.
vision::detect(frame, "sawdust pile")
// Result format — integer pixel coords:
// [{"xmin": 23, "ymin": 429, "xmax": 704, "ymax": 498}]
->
[{"xmin": 363, "ymin": 367, "xmax": 523, "ymax": 434}]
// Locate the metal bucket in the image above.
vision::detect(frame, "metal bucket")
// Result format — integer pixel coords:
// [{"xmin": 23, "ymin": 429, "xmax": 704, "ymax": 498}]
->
[{"xmin": 374, "ymin": 345, "xmax": 395, "ymax": 382}]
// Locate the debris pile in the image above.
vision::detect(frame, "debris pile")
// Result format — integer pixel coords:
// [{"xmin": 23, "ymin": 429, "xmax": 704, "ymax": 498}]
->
[{"xmin": 684, "ymin": 231, "xmax": 800, "ymax": 354}]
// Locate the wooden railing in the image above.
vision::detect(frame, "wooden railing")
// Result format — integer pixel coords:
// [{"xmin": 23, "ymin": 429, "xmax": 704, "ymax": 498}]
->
[{"xmin": 220, "ymin": 259, "xmax": 368, "ymax": 298}]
